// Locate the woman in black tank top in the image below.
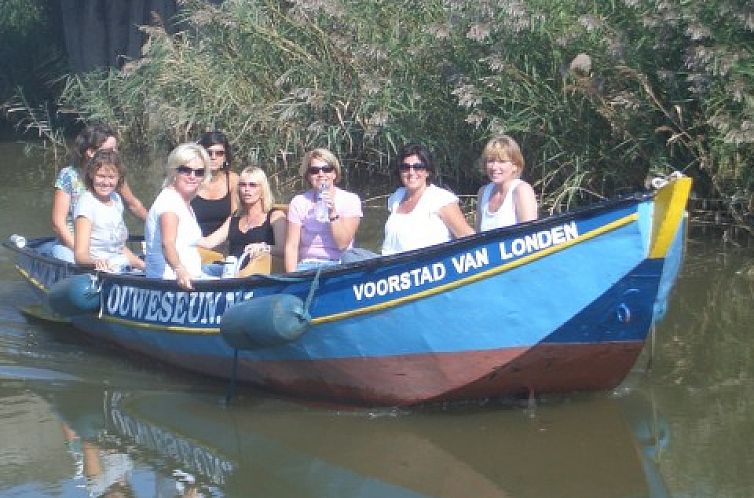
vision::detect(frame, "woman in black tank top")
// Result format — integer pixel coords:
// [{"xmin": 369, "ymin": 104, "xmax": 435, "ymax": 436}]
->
[
  {"xmin": 200, "ymin": 165, "xmax": 287, "ymax": 273},
  {"xmin": 192, "ymin": 132, "xmax": 239, "ymax": 236}
]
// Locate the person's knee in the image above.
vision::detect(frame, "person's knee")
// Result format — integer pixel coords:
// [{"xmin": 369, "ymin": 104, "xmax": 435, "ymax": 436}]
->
[{"xmin": 51, "ymin": 244, "xmax": 75, "ymax": 263}]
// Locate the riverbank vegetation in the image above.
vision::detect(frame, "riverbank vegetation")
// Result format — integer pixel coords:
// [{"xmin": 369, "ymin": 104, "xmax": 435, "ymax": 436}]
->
[
  {"xmin": 11, "ymin": 0, "xmax": 754, "ymax": 216},
  {"xmin": 0, "ymin": 0, "xmax": 67, "ymax": 146}
]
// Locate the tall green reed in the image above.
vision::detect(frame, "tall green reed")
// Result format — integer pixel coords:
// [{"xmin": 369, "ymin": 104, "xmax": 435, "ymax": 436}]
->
[{"xmin": 58, "ymin": 0, "xmax": 754, "ymax": 213}]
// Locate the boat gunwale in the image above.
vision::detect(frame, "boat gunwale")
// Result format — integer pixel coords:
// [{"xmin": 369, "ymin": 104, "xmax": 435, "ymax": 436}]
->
[{"xmin": 2, "ymin": 191, "xmax": 652, "ymax": 290}]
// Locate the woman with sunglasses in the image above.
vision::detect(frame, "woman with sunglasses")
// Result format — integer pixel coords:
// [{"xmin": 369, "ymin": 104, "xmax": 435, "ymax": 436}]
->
[
  {"xmin": 202, "ymin": 165, "xmax": 287, "ymax": 276},
  {"xmin": 191, "ymin": 131, "xmax": 239, "ymax": 236},
  {"xmin": 144, "ymin": 143, "xmax": 218, "ymax": 290},
  {"xmin": 284, "ymin": 148, "xmax": 363, "ymax": 272},
  {"xmin": 50, "ymin": 123, "xmax": 147, "ymax": 262},
  {"xmin": 381, "ymin": 143, "xmax": 474, "ymax": 255},
  {"xmin": 475, "ymin": 135, "xmax": 538, "ymax": 231}
]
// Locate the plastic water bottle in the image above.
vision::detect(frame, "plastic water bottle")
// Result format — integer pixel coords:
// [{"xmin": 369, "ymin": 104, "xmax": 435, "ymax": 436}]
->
[
  {"xmin": 9, "ymin": 234, "xmax": 26, "ymax": 248},
  {"xmin": 222, "ymin": 256, "xmax": 238, "ymax": 278},
  {"xmin": 315, "ymin": 182, "xmax": 330, "ymax": 222}
]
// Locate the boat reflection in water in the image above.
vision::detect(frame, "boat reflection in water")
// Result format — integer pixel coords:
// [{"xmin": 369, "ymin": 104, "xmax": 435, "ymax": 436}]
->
[{"xmin": 44, "ymin": 386, "xmax": 671, "ymax": 498}]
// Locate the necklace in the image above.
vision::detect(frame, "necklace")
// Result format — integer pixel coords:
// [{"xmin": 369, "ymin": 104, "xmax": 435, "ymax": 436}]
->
[{"xmin": 239, "ymin": 210, "xmax": 265, "ymax": 232}]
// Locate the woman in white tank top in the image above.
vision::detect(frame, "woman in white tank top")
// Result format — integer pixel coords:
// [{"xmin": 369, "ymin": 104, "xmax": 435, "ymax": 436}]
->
[{"xmin": 475, "ymin": 135, "xmax": 538, "ymax": 231}]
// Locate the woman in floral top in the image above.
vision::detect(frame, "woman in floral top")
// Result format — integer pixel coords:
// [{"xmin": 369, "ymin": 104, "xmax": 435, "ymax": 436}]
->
[{"xmin": 50, "ymin": 124, "xmax": 147, "ymax": 262}]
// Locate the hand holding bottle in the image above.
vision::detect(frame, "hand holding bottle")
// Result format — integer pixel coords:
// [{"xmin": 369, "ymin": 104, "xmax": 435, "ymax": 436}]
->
[{"xmin": 315, "ymin": 181, "xmax": 331, "ymax": 222}]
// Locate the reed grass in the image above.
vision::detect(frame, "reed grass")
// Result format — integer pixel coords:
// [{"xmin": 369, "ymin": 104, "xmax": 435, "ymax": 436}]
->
[{"xmin": 56, "ymin": 0, "xmax": 754, "ymax": 211}]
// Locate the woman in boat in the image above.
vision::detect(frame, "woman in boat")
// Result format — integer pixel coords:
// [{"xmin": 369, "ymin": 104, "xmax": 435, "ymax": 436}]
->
[
  {"xmin": 72, "ymin": 149, "xmax": 145, "ymax": 273},
  {"xmin": 381, "ymin": 143, "xmax": 474, "ymax": 255},
  {"xmin": 284, "ymin": 148, "xmax": 362, "ymax": 272},
  {"xmin": 145, "ymin": 143, "xmax": 223, "ymax": 290},
  {"xmin": 203, "ymin": 165, "xmax": 287, "ymax": 276},
  {"xmin": 475, "ymin": 135, "xmax": 538, "ymax": 231},
  {"xmin": 51, "ymin": 123, "xmax": 147, "ymax": 262},
  {"xmin": 191, "ymin": 131, "xmax": 239, "ymax": 237}
]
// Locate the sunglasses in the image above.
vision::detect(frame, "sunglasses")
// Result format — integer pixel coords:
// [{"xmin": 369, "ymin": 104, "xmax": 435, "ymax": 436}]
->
[
  {"xmin": 308, "ymin": 165, "xmax": 335, "ymax": 175},
  {"xmin": 206, "ymin": 149, "xmax": 226, "ymax": 158},
  {"xmin": 399, "ymin": 162, "xmax": 428, "ymax": 172},
  {"xmin": 238, "ymin": 181, "xmax": 259, "ymax": 188},
  {"xmin": 176, "ymin": 165, "xmax": 206, "ymax": 177}
]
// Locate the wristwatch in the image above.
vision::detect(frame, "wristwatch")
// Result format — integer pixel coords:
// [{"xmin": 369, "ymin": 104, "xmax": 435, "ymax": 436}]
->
[{"xmin": 329, "ymin": 214, "xmax": 340, "ymax": 222}]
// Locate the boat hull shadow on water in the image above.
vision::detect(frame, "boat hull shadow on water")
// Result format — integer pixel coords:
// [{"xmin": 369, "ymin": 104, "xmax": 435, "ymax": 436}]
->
[{"xmin": 2, "ymin": 178, "xmax": 692, "ymax": 406}]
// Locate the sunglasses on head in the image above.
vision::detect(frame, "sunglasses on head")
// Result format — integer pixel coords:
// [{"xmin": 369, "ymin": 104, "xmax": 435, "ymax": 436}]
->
[
  {"xmin": 238, "ymin": 181, "xmax": 259, "ymax": 188},
  {"xmin": 176, "ymin": 165, "xmax": 205, "ymax": 177},
  {"xmin": 399, "ymin": 162, "xmax": 428, "ymax": 172},
  {"xmin": 308, "ymin": 165, "xmax": 335, "ymax": 175},
  {"xmin": 206, "ymin": 149, "xmax": 226, "ymax": 158}
]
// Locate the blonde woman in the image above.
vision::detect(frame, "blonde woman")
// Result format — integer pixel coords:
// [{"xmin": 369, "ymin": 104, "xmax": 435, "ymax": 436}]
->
[
  {"xmin": 144, "ymin": 143, "xmax": 213, "ymax": 289},
  {"xmin": 475, "ymin": 135, "xmax": 538, "ymax": 231},
  {"xmin": 202, "ymin": 165, "xmax": 287, "ymax": 276},
  {"xmin": 284, "ymin": 148, "xmax": 362, "ymax": 271}
]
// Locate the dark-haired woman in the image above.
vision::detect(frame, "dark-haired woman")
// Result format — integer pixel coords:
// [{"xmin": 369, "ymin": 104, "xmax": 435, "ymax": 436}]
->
[
  {"xmin": 51, "ymin": 124, "xmax": 146, "ymax": 262},
  {"xmin": 191, "ymin": 131, "xmax": 239, "ymax": 236},
  {"xmin": 381, "ymin": 144, "xmax": 474, "ymax": 255},
  {"xmin": 73, "ymin": 149, "xmax": 144, "ymax": 272}
]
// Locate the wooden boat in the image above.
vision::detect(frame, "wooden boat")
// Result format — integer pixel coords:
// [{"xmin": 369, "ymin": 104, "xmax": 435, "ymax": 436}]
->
[{"xmin": 3, "ymin": 176, "xmax": 692, "ymax": 406}]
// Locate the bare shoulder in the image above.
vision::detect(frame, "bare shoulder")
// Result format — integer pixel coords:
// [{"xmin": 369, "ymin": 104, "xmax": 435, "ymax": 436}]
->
[
  {"xmin": 269, "ymin": 209, "xmax": 286, "ymax": 221},
  {"xmin": 515, "ymin": 181, "xmax": 536, "ymax": 196}
]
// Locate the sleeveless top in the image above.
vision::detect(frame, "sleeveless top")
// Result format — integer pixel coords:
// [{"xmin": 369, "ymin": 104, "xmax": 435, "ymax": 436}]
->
[
  {"xmin": 479, "ymin": 179, "xmax": 523, "ymax": 231},
  {"xmin": 228, "ymin": 210, "xmax": 275, "ymax": 257},
  {"xmin": 191, "ymin": 171, "xmax": 231, "ymax": 236}
]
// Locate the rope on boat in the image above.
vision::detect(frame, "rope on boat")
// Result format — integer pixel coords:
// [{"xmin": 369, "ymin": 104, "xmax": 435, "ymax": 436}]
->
[
  {"xmin": 225, "ymin": 349, "xmax": 239, "ymax": 405},
  {"xmin": 224, "ymin": 265, "xmax": 324, "ymax": 405},
  {"xmin": 91, "ymin": 273, "xmax": 104, "ymax": 318},
  {"xmin": 302, "ymin": 265, "xmax": 324, "ymax": 319},
  {"xmin": 650, "ymin": 170, "xmax": 684, "ymax": 190}
]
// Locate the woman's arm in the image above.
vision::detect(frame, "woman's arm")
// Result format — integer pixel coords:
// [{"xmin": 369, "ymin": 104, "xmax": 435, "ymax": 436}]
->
[
  {"xmin": 438, "ymin": 202, "xmax": 476, "ymax": 239},
  {"xmin": 119, "ymin": 180, "xmax": 148, "ymax": 221},
  {"xmin": 228, "ymin": 171, "xmax": 239, "ymax": 213},
  {"xmin": 475, "ymin": 185, "xmax": 486, "ymax": 232},
  {"xmin": 199, "ymin": 217, "xmax": 230, "ymax": 249},
  {"xmin": 323, "ymin": 190, "xmax": 360, "ymax": 250},
  {"xmin": 329, "ymin": 215, "xmax": 360, "ymax": 250},
  {"xmin": 284, "ymin": 221, "xmax": 301, "ymax": 272},
  {"xmin": 159, "ymin": 212, "xmax": 193, "ymax": 290},
  {"xmin": 73, "ymin": 216, "xmax": 110, "ymax": 270},
  {"xmin": 73, "ymin": 216, "xmax": 93, "ymax": 265},
  {"xmin": 123, "ymin": 246, "xmax": 145, "ymax": 270},
  {"xmin": 513, "ymin": 182, "xmax": 538, "ymax": 223},
  {"xmin": 52, "ymin": 189, "xmax": 74, "ymax": 249}
]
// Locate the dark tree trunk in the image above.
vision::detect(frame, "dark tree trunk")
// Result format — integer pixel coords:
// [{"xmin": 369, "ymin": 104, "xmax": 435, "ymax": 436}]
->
[{"xmin": 60, "ymin": 0, "xmax": 178, "ymax": 73}]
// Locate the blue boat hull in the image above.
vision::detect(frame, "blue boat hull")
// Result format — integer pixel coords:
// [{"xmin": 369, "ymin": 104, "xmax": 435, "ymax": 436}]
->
[{"xmin": 4, "ymin": 178, "xmax": 692, "ymax": 405}]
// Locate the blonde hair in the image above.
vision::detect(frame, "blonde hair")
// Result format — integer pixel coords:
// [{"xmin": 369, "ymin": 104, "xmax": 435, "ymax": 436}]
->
[
  {"xmin": 299, "ymin": 148, "xmax": 342, "ymax": 183},
  {"xmin": 163, "ymin": 143, "xmax": 211, "ymax": 188},
  {"xmin": 480, "ymin": 135, "xmax": 525, "ymax": 177},
  {"xmin": 238, "ymin": 165, "xmax": 275, "ymax": 213}
]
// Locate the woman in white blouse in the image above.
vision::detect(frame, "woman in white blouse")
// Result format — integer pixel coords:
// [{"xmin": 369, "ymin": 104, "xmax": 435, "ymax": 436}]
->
[
  {"xmin": 381, "ymin": 144, "xmax": 474, "ymax": 255},
  {"xmin": 144, "ymin": 143, "xmax": 230, "ymax": 289}
]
